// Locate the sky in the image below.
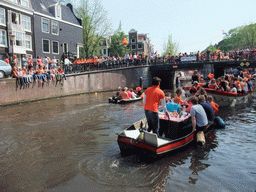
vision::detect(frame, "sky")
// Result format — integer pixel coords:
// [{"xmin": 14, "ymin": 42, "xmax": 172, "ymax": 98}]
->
[{"xmin": 97, "ymin": 0, "xmax": 256, "ymax": 55}]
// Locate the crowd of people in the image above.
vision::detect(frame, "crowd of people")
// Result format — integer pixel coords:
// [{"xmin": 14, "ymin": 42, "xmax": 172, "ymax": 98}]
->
[
  {"xmin": 4, "ymin": 54, "xmax": 67, "ymax": 88},
  {"xmin": 164, "ymin": 48, "xmax": 256, "ymax": 63},
  {"xmin": 112, "ymin": 86, "xmax": 144, "ymax": 100}
]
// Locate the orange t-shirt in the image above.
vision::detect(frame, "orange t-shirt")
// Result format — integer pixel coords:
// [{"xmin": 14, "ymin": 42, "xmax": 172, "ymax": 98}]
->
[
  {"xmin": 173, "ymin": 95, "xmax": 182, "ymax": 105},
  {"xmin": 38, "ymin": 69, "xmax": 44, "ymax": 74},
  {"xmin": 144, "ymin": 85, "xmax": 165, "ymax": 113},
  {"xmin": 210, "ymin": 101, "xmax": 219, "ymax": 114},
  {"xmin": 120, "ymin": 91, "xmax": 130, "ymax": 99},
  {"xmin": 4, "ymin": 58, "xmax": 9, "ymax": 64}
]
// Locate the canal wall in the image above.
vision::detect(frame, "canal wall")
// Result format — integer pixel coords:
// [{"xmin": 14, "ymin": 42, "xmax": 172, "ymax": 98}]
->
[{"xmin": 0, "ymin": 66, "xmax": 152, "ymax": 106}]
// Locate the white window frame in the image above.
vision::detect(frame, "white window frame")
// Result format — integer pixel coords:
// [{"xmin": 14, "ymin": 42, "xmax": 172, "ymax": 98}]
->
[
  {"xmin": 52, "ymin": 40, "xmax": 59, "ymax": 54},
  {"xmin": 138, "ymin": 43, "xmax": 143, "ymax": 49},
  {"xmin": 11, "ymin": 11, "xmax": 20, "ymax": 24},
  {"xmin": 42, "ymin": 39, "xmax": 50, "ymax": 54},
  {"xmin": 63, "ymin": 42, "xmax": 68, "ymax": 53},
  {"xmin": 0, "ymin": 29, "xmax": 7, "ymax": 47},
  {"xmin": 21, "ymin": 0, "xmax": 29, "ymax": 7},
  {"xmin": 131, "ymin": 39, "xmax": 136, "ymax": 43},
  {"xmin": 21, "ymin": 15, "xmax": 31, "ymax": 32},
  {"xmin": 25, "ymin": 35, "xmax": 32, "ymax": 50},
  {"xmin": 15, "ymin": 31, "xmax": 23, "ymax": 47},
  {"xmin": 131, "ymin": 44, "xmax": 136, "ymax": 50},
  {"xmin": 55, "ymin": 5, "xmax": 62, "ymax": 19},
  {"xmin": 0, "ymin": 8, "xmax": 6, "ymax": 26},
  {"xmin": 51, "ymin": 20, "xmax": 59, "ymax": 35},
  {"xmin": 10, "ymin": 0, "xmax": 18, "ymax": 3},
  {"xmin": 41, "ymin": 18, "xmax": 49, "ymax": 33}
]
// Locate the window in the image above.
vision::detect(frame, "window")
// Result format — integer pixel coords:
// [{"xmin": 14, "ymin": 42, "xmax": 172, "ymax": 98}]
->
[
  {"xmin": 12, "ymin": 12, "xmax": 20, "ymax": 24},
  {"xmin": 103, "ymin": 49, "xmax": 106, "ymax": 55},
  {"xmin": 131, "ymin": 45, "xmax": 136, "ymax": 50},
  {"xmin": 15, "ymin": 32, "xmax": 23, "ymax": 46},
  {"xmin": 131, "ymin": 39, "xmax": 136, "ymax": 43},
  {"xmin": 63, "ymin": 42, "xmax": 68, "ymax": 53},
  {"xmin": 0, "ymin": 30, "xmax": 7, "ymax": 47},
  {"xmin": 22, "ymin": 15, "xmax": 31, "ymax": 31},
  {"xmin": 10, "ymin": 0, "xmax": 17, "ymax": 2},
  {"xmin": 42, "ymin": 18, "xmax": 49, "ymax": 33},
  {"xmin": 138, "ymin": 44, "xmax": 142, "ymax": 49},
  {"xmin": 0, "ymin": 8, "xmax": 5, "ymax": 26},
  {"xmin": 55, "ymin": 5, "xmax": 61, "ymax": 19},
  {"xmin": 42, "ymin": 39, "xmax": 50, "ymax": 53},
  {"xmin": 25, "ymin": 35, "xmax": 32, "ymax": 50},
  {"xmin": 21, "ymin": 0, "xmax": 29, "ymax": 7},
  {"xmin": 40, "ymin": 3, "xmax": 47, "ymax": 10},
  {"xmin": 52, "ymin": 41, "xmax": 59, "ymax": 54},
  {"xmin": 52, "ymin": 21, "xmax": 59, "ymax": 35}
]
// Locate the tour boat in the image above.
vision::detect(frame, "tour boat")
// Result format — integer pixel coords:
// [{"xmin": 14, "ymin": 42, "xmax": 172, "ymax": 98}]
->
[
  {"xmin": 117, "ymin": 114, "xmax": 198, "ymax": 157},
  {"xmin": 108, "ymin": 96, "xmax": 143, "ymax": 104},
  {"xmin": 183, "ymin": 86, "xmax": 252, "ymax": 107},
  {"xmin": 204, "ymin": 88, "xmax": 252, "ymax": 107}
]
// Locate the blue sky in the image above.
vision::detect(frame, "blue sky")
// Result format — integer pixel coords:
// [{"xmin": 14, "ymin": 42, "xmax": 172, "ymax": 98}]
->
[{"xmin": 100, "ymin": 0, "xmax": 256, "ymax": 55}]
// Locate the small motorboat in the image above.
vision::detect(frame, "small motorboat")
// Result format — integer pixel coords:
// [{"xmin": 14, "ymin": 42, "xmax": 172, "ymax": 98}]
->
[
  {"xmin": 109, "ymin": 96, "xmax": 143, "ymax": 104},
  {"xmin": 117, "ymin": 112, "xmax": 212, "ymax": 157}
]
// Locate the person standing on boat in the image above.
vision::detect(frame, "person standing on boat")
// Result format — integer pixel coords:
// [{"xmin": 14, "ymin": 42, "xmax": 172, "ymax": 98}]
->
[
  {"xmin": 198, "ymin": 95, "xmax": 215, "ymax": 124},
  {"xmin": 190, "ymin": 96, "xmax": 208, "ymax": 132},
  {"xmin": 143, "ymin": 77, "xmax": 169, "ymax": 136}
]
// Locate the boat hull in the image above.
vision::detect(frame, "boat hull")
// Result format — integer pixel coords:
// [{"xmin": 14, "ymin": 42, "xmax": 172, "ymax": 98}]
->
[
  {"xmin": 109, "ymin": 97, "xmax": 143, "ymax": 104},
  {"xmin": 205, "ymin": 89, "xmax": 252, "ymax": 107}
]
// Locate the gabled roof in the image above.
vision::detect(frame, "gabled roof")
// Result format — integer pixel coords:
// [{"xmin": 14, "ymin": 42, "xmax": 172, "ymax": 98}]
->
[{"xmin": 31, "ymin": 0, "xmax": 81, "ymax": 26}]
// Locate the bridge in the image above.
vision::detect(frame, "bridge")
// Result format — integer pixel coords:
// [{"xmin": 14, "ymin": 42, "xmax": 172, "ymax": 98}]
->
[{"xmin": 149, "ymin": 60, "xmax": 256, "ymax": 89}]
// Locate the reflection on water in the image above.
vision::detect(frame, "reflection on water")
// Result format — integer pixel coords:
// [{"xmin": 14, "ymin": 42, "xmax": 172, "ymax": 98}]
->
[{"xmin": 0, "ymin": 91, "xmax": 255, "ymax": 192}]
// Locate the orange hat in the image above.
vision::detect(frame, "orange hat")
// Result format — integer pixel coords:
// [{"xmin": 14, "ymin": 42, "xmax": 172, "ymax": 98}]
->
[{"xmin": 136, "ymin": 87, "xmax": 142, "ymax": 91}]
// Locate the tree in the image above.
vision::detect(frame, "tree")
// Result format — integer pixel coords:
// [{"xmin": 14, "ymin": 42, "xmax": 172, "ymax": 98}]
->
[
  {"xmin": 76, "ymin": 0, "xmax": 112, "ymax": 58},
  {"xmin": 162, "ymin": 35, "xmax": 179, "ymax": 56},
  {"xmin": 108, "ymin": 21, "xmax": 128, "ymax": 57}
]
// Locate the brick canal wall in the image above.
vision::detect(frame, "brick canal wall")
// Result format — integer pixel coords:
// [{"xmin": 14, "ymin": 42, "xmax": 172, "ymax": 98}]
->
[{"xmin": 0, "ymin": 66, "xmax": 151, "ymax": 106}]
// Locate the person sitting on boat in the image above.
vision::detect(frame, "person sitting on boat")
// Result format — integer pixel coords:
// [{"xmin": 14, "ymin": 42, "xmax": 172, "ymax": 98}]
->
[
  {"xmin": 239, "ymin": 77, "xmax": 245, "ymax": 94},
  {"xmin": 144, "ymin": 77, "xmax": 169, "ymax": 136},
  {"xmin": 191, "ymin": 81, "xmax": 200, "ymax": 91},
  {"xmin": 190, "ymin": 96, "xmax": 208, "ymax": 132},
  {"xmin": 128, "ymin": 88, "xmax": 137, "ymax": 99},
  {"xmin": 195, "ymin": 87, "xmax": 207, "ymax": 99},
  {"xmin": 120, "ymin": 87, "xmax": 130, "ymax": 99},
  {"xmin": 165, "ymin": 92, "xmax": 172, "ymax": 103},
  {"xmin": 198, "ymin": 95, "xmax": 215, "ymax": 124},
  {"xmin": 230, "ymin": 83, "xmax": 237, "ymax": 93},
  {"xmin": 174, "ymin": 88, "xmax": 186, "ymax": 105},
  {"xmin": 136, "ymin": 87, "xmax": 143, "ymax": 98},
  {"xmin": 206, "ymin": 95, "xmax": 219, "ymax": 115},
  {"xmin": 112, "ymin": 87, "xmax": 122, "ymax": 100},
  {"xmin": 208, "ymin": 79, "xmax": 218, "ymax": 89}
]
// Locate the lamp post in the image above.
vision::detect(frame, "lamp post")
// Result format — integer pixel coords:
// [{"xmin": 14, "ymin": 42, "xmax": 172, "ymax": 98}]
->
[{"xmin": 9, "ymin": 33, "xmax": 15, "ymax": 68}]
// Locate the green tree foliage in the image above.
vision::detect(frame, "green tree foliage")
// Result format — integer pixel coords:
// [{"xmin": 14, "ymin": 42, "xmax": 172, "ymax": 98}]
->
[
  {"xmin": 108, "ymin": 21, "xmax": 128, "ymax": 58},
  {"xmin": 162, "ymin": 35, "xmax": 179, "ymax": 56},
  {"xmin": 76, "ymin": 0, "xmax": 112, "ymax": 58},
  {"xmin": 218, "ymin": 23, "xmax": 256, "ymax": 51}
]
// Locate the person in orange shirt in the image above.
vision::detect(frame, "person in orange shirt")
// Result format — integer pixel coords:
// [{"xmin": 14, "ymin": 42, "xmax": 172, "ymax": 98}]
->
[
  {"xmin": 120, "ymin": 87, "xmax": 130, "ymax": 99},
  {"xmin": 173, "ymin": 88, "xmax": 183, "ymax": 105},
  {"xmin": 207, "ymin": 95, "xmax": 219, "ymax": 114},
  {"xmin": 4, "ymin": 55, "xmax": 9, "ymax": 65},
  {"xmin": 144, "ymin": 77, "xmax": 169, "ymax": 136}
]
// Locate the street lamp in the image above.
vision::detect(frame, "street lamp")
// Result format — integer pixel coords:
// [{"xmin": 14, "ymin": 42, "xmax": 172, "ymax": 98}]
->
[
  {"xmin": 9, "ymin": 33, "xmax": 15, "ymax": 68},
  {"xmin": 122, "ymin": 38, "xmax": 128, "ymax": 58}
]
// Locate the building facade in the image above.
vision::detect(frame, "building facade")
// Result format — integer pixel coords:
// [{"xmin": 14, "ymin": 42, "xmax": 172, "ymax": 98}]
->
[
  {"xmin": 128, "ymin": 29, "xmax": 151, "ymax": 57},
  {"xmin": 0, "ymin": 0, "xmax": 34, "ymax": 67},
  {"xmin": 31, "ymin": 0, "xmax": 83, "ymax": 62}
]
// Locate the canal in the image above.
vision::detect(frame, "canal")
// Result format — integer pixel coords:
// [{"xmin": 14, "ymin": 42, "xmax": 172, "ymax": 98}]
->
[{"xmin": 0, "ymin": 90, "xmax": 255, "ymax": 192}]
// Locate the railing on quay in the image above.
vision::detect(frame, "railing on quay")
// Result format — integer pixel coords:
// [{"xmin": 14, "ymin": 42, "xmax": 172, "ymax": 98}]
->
[{"xmin": 61, "ymin": 57, "xmax": 256, "ymax": 74}]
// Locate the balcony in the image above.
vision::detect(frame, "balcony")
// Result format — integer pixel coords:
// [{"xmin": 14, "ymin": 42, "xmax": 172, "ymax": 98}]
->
[{"xmin": 8, "ymin": 22, "xmax": 25, "ymax": 33}]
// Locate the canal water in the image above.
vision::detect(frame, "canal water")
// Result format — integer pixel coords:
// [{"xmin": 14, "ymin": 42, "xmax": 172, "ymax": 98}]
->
[{"xmin": 0, "ymin": 90, "xmax": 255, "ymax": 192}]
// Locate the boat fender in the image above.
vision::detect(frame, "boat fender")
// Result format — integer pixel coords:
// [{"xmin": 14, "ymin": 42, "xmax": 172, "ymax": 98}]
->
[
  {"xmin": 214, "ymin": 116, "xmax": 226, "ymax": 129},
  {"xmin": 196, "ymin": 131, "xmax": 206, "ymax": 146}
]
